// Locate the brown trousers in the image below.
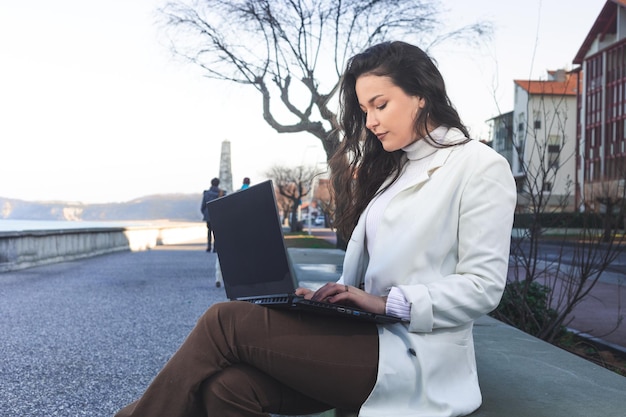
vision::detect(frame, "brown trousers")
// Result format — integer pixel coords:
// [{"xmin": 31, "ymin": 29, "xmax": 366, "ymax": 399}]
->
[{"xmin": 115, "ymin": 301, "xmax": 379, "ymax": 417}]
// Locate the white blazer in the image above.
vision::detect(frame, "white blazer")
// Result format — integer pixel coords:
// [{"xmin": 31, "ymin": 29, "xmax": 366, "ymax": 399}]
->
[{"xmin": 339, "ymin": 129, "xmax": 517, "ymax": 416}]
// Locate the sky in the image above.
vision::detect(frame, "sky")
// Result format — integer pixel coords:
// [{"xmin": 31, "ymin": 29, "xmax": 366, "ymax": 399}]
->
[{"xmin": 0, "ymin": 0, "xmax": 608, "ymax": 203}]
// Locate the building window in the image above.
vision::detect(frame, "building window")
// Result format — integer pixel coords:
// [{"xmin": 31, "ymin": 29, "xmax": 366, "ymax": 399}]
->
[
  {"xmin": 547, "ymin": 135, "xmax": 560, "ymax": 170},
  {"xmin": 533, "ymin": 111, "xmax": 541, "ymax": 130},
  {"xmin": 517, "ymin": 113, "xmax": 525, "ymax": 135},
  {"xmin": 591, "ymin": 129, "xmax": 595, "ymax": 147},
  {"xmin": 543, "ymin": 182, "xmax": 553, "ymax": 192},
  {"xmin": 548, "ymin": 145, "xmax": 560, "ymax": 169}
]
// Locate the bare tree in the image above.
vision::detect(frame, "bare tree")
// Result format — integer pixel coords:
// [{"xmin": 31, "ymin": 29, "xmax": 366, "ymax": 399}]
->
[
  {"xmin": 490, "ymin": 74, "xmax": 626, "ymax": 344},
  {"xmin": 586, "ymin": 169, "xmax": 626, "ymax": 243},
  {"xmin": 159, "ymin": 0, "xmax": 490, "ymax": 161},
  {"xmin": 314, "ymin": 178, "xmax": 333, "ymax": 227},
  {"xmin": 266, "ymin": 165, "xmax": 321, "ymax": 232}
]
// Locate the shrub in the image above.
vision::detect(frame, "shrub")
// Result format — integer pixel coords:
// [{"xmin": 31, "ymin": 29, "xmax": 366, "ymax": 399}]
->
[{"xmin": 492, "ymin": 281, "xmax": 563, "ymax": 338}]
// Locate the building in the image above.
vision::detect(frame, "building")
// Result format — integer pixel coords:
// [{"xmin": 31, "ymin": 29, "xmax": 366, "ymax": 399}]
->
[
  {"xmin": 489, "ymin": 70, "xmax": 579, "ymax": 212},
  {"xmin": 488, "ymin": 111, "xmax": 515, "ymax": 184},
  {"xmin": 573, "ymin": 0, "xmax": 626, "ymax": 213}
]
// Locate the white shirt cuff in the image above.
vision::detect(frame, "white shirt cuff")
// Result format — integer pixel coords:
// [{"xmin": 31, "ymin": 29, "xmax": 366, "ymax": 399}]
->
[{"xmin": 385, "ymin": 286, "xmax": 411, "ymax": 320}]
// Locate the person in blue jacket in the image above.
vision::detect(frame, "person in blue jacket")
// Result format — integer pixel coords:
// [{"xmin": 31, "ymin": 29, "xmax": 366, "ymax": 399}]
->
[{"xmin": 240, "ymin": 177, "xmax": 251, "ymax": 190}]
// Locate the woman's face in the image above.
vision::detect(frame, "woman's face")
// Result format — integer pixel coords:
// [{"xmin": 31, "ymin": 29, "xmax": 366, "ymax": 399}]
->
[{"xmin": 355, "ymin": 74, "xmax": 426, "ymax": 152}]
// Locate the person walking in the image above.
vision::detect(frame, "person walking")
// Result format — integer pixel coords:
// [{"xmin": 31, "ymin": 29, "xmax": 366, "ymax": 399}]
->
[
  {"xmin": 200, "ymin": 178, "xmax": 224, "ymax": 253},
  {"xmin": 115, "ymin": 41, "xmax": 516, "ymax": 417}
]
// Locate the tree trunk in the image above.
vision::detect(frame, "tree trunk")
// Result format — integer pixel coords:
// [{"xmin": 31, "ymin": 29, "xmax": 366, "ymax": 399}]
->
[{"xmin": 290, "ymin": 207, "xmax": 300, "ymax": 232}]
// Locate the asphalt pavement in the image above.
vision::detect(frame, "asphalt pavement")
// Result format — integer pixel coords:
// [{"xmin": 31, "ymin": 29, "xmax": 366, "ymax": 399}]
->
[{"xmin": 0, "ymin": 243, "xmax": 228, "ymax": 417}]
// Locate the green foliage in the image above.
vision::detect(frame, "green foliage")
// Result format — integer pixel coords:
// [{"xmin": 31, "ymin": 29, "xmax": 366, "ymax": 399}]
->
[
  {"xmin": 283, "ymin": 233, "xmax": 335, "ymax": 249},
  {"xmin": 492, "ymin": 281, "xmax": 562, "ymax": 338}
]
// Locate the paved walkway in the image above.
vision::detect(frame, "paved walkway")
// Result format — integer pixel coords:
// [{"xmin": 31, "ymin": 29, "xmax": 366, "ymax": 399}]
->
[{"xmin": 0, "ymin": 243, "xmax": 224, "ymax": 417}]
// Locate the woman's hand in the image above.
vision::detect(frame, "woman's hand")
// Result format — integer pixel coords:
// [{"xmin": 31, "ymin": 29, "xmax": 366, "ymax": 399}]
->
[
  {"xmin": 297, "ymin": 282, "xmax": 387, "ymax": 315},
  {"xmin": 294, "ymin": 287, "xmax": 314, "ymax": 299}
]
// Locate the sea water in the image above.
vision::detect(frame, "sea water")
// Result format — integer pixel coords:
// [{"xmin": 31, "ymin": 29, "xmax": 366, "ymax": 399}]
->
[{"xmin": 0, "ymin": 219, "xmax": 147, "ymax": 232}]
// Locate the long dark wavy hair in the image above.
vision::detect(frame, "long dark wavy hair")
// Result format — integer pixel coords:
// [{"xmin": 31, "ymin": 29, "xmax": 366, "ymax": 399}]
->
[{"xmin": 329, "ymin": 41, "xmax": 469, "ymax": 241}]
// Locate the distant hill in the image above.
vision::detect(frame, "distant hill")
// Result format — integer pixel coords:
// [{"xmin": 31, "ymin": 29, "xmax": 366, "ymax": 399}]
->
[{"xmin": 0, "ymin": 194, "xmax": 203, "ymax": 222}]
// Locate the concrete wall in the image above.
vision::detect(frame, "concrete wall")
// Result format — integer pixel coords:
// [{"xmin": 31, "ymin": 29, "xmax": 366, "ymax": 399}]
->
[{"xmin": 0, "ymin": 223, "xmax": 206, "ymax": 272}]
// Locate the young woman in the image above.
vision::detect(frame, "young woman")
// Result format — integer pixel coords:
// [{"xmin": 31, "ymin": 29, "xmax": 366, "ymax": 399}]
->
[{"xmin": 115, "ymin": 41, "xmax": 516, "ymax": 417}]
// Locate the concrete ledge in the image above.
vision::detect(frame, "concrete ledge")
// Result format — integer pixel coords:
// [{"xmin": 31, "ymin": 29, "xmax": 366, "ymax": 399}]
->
[
  {"xmin": 470, "ymin": 316, "xmax": 626, "ymax": 417},
  {"xmin": 0, "ymin": 222, "xmax": 206, "ymax": 272}
]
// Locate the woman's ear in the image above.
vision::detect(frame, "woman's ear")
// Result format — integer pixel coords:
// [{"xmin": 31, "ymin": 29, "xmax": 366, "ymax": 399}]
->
[{"xmin": 412, "ymin": 97, "xmax": 426, "ymax": 120}]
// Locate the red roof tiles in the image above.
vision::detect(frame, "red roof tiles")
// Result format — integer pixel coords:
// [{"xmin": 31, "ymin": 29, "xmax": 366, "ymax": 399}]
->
[{"xmin": 514, "ymin": 73, "xmax": 579, "ymax": 96}]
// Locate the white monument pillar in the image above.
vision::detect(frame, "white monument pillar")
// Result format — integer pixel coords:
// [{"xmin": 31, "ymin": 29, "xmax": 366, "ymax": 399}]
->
[{"xmin": 219, "ymin": 140, "xmax": 233, "ymax": 194}]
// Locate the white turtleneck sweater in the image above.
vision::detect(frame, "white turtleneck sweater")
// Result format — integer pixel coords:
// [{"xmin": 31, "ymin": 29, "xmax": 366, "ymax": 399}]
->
[{"xmin": 365, "ymin": 126, "xmax": 449, "ymax": 320}]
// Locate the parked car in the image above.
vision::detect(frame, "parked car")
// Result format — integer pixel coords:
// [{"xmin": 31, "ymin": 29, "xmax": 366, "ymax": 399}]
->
[{"xmin": 314, "ymin": 215, "xmax": 325, "ymax": 226}]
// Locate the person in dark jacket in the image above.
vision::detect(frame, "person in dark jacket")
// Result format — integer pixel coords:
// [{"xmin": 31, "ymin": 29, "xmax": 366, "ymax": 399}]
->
[{"xmin": 200, "ymin": 178, "xmax": 224, "ymax": 252}]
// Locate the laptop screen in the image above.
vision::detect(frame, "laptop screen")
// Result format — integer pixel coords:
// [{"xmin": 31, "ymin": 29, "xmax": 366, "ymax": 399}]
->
[{"xmin": 206, "ymin": 180, "xmax": 298, "ymax": 299}]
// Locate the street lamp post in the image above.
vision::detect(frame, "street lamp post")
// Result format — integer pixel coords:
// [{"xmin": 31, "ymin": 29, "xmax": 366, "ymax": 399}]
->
[{"xmin": 307, "ymin": 177, "xmax": 316, "ymax": 235}]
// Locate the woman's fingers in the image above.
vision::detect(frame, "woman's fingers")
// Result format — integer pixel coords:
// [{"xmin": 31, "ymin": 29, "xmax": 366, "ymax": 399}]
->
[
  {"xmin": 305, "ymin": 283, "xmax": 385, "ymax": 314},
  {"xmin": 294, "ymin": 287, "xmax": 313, "ymax": 298},
  {"xmin": 311, "ymin": 282, "xmax": 349, "ymax": 302}
]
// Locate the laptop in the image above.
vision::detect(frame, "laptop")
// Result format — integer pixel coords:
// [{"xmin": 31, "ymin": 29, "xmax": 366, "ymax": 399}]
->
[{"xmin": 206, "ymin": 180, "xmax": 402, "ymax": 324}]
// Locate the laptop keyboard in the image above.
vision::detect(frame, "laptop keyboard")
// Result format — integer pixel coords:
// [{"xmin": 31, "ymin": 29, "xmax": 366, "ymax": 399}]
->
[{"xmin": 247, "ymin": 296, "xmax": 293, "ymax": 305}]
